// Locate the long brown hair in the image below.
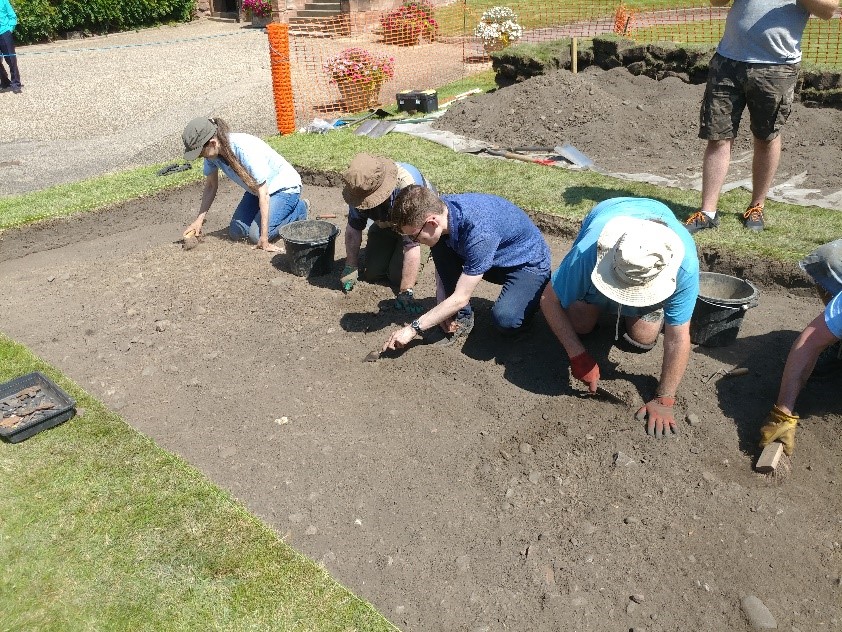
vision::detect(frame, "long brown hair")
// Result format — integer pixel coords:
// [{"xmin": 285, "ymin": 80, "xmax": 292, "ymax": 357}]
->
[{"xmin": 210, "ymin": 118, "xmax": 260, "ymax": 192}]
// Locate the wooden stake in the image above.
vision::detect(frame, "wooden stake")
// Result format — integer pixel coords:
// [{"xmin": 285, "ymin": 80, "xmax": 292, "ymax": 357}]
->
[
  {"xmin": 756, "ymin": 442, "xmax": 784, "ymax": 473},
  {"xmin": 572, "ymin": 37, "xmax": 578, "ymax": 74}
]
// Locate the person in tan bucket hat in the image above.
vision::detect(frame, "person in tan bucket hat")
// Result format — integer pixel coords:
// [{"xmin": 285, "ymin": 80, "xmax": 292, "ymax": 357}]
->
[
  {"xmin": 540, "ymin": 197, "xmax": 700, "ymax": 438},
  {"xmin": 340, "ymin": 153, "xmax": 436, "ymax": 313}
]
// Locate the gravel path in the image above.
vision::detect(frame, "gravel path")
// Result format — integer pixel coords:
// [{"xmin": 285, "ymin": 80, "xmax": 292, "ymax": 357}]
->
[{"xmin": 2, "ymin": 20, "xmax": 279, "ymax": 196}]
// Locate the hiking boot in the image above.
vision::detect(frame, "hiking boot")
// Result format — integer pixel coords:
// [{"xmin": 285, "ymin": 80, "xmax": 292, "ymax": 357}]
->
[
  {"xmin": 433, "ymin": 312, "xmax": 475, "ymax": 347},
  {"xmin": 809, "ymin": 340, "xmax": 842, "ymax": 381},
  {"xmin": 684, "ymin": 211, "xmax": 719, "ymax": 234},
  {"xmin": 742, "ymin": 203, "xmax": 765, "ymax": 231}
]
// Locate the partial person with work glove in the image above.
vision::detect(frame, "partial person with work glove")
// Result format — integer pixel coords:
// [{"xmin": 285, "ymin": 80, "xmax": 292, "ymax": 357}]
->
[
  {"xmin": 340, "ymin": 154, "xmax": 436, "ymax": 313},
  {"xmin": 181, "ymin": 117, "xmax": 308, "ymax": 252},
  {"xmin": 540, "ymin": 198, "xmax": 700, "ymax": 437},
  {"xmin": 759, "ymin": 239, "xmax": 842, "ymax": 456}
]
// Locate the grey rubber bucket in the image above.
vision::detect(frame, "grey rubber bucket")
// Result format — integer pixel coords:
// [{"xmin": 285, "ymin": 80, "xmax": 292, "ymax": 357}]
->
[
  {"xmin": 277, "ymin": 220, "xmax": 339, "ymax": 277},
  {"xmin": 690, "ymin": 272, "xmax": 760, "ymax": 347}
]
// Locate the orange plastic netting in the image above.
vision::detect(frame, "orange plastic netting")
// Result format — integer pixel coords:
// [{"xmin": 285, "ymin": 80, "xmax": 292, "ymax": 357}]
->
[{"xmin": 264, "ymin": 1, "xmax": 842, "ymax": 129}]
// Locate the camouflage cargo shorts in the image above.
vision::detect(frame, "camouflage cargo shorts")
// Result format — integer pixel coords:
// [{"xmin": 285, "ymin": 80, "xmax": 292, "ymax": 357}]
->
[{"xmin": 699, "ymin": 53, "xmax": 799, "ymax": 142}]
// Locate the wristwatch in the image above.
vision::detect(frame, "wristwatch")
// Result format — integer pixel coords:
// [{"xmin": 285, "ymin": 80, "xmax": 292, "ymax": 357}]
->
[{"xmin": 411, "ymin": 319, "xmax": 424, "ymax": 336}]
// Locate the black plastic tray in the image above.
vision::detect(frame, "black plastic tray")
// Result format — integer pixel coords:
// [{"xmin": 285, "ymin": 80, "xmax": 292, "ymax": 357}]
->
[{"xmin": 0, "ymin": 372, "xmax": 76, "ymax": 443}]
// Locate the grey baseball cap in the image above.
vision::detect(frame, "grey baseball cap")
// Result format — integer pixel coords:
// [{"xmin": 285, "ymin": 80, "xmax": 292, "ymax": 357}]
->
[
  {"xmin": 182, "ymin": 117, "xmax": 217, "ymax": 161},
  {"xmin": 800, "ymin": 238, "xmax": 842, "ymax": 296}
]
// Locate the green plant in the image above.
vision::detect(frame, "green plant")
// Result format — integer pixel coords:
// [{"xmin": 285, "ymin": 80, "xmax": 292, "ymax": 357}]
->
[
  {"xmin": 12, "ymin": 0, "xmax": 57, "ymax": 43},
  {"xmin": 474, "ymin": 6, "xmax": 523, "ymax": 47},
  {"xmin": 12, "ymin": 0, "xmax": 195, "ymax": 44},
  {"xmin": 323, "ymin": 47, "xmax": 396, "ymax": 88},
  {"xmin": 380, "ymin": 0, "xmax": 439, "ymax": 45},
  {"xmin": 242, "ymin": 0, "xmax": 272, "ymax": 18}
]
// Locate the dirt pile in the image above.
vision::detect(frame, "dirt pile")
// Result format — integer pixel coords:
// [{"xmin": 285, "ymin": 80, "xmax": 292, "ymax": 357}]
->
[{"xmin": 436, "ymin": 66, "xmax": 842, "ymax": 206}]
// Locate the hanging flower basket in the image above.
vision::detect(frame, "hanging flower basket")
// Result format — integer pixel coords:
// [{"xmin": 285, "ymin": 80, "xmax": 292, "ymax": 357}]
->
[
  {"xmin": 474, "ymin": 6, "xmax": 522, "ymax": 55},
  {"xmin": 323, "ymin": 47, "xmax": 396, "ymax": 111},
  {"xmin": 336, "ymin": 78, "xmax": 385, "ymax": 110},
  {"xmin": 250, "ymin": 13, "xmax": 272, "ymax": 28},
  {"xmin": 381, "ymin": 0, "xmax": 439, "ymax": 46}
]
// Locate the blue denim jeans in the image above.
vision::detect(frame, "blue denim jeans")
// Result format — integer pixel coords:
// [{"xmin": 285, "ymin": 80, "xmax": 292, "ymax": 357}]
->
[
  {"xmin": 0, "ymin": 30, "xmax": 21, "ymax": 88},
  {"xmin": 229, "ymin": 190, "xmax": 307, "ymax": 244},
  {"xmin": 431, "ymin": 241, "xmax": 549, "ymax": 334}
]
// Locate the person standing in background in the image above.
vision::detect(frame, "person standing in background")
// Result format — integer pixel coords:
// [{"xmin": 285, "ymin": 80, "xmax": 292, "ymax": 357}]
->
[
  {"xmin": 0, "ymin": 0, "xmax": 22, "ymax": 94},
  {"xmin": 685, "ymin": 0, "xmax": 839, "ymax": 234}
]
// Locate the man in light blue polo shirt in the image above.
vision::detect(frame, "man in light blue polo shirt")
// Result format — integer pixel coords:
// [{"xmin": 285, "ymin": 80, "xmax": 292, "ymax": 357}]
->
[
  {"xmin": 759, "ymin": 239, "xmax": 842, "ymax": 456},
  {"xmin": 541, "ymin": 197, "xmax": 699, "ymax": 438},
  {"xmin": 382, "ymin": 186, "xmax": 551, "ymax": 349}
]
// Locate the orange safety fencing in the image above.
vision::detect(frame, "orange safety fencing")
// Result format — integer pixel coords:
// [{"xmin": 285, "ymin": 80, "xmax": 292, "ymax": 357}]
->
[{"xmin": 265, "ymin": 1, "xmax": 842, "ymax": 130}]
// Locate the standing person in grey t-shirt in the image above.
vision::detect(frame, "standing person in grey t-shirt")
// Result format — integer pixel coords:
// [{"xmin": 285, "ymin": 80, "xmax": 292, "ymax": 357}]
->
[{"xmin": 685, "ymin": 0, "xmax": 838, "ymax": 235}]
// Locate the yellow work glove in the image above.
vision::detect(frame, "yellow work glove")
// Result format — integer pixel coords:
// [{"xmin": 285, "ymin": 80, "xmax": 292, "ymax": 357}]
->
[{"xmin": 758, "ymin": 405, "xmax": 799, "ymax": 456}]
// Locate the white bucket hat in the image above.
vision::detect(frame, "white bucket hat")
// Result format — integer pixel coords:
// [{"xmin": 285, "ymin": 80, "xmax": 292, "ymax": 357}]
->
[{"xmin": 591, "ymin": 216, "xmax": 685, "ymax": 307}]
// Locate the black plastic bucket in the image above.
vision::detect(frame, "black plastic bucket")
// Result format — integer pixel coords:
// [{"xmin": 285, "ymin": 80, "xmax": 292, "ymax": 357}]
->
[
  {"xmin": 277, "ymin": 220, "xmax": 339, "ymax": 277},
  {"xmin": 690, "ymin": 272, "xmax": 760, "ymax": 347}
]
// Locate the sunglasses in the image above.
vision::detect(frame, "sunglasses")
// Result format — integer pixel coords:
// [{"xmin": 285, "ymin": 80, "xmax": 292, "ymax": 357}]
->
[{"xmin": 400, "ymin": 220, "xmax": 429, "ymax": 243}]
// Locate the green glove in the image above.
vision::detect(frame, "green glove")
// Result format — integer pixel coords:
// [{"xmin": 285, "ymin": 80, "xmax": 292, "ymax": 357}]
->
[
  {"xmin": 341, "ymin": 265, "xmax": 358, "ymax": 292},
  {"xmin": 759, "ymin": 405, "xmax": 799, "ymax": 456},
  {"xmin": 394, "ymin": 288, "xmax": 422, "ymax": 314}
]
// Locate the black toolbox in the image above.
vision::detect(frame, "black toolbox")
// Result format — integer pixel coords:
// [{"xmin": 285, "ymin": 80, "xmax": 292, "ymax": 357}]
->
[
  {"xmin": 0, "ymin": 372, "xmax": 76, "ymax": 443},
  {"xmin": 396, "ymin": 89, "xmax": 439, "ymax": 113}
]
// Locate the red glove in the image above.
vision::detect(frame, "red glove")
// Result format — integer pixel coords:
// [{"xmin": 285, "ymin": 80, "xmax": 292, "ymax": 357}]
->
[
  {"xmin": 635, "ymin": 396, "xmax": 677, "ymax": 437},
  {"xmin": 570, "ymin": 352, "xmax": 600, "ymax": 392}
]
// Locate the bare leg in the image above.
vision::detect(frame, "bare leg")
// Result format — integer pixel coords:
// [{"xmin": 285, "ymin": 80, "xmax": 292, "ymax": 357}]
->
[
  {"xmin": 750, "ymin": 135, "xmax": 782, "ymax": 206},
  {"xmin": 625, "ymin": 316, "xmax": 663, "ymax": 347},
  {"xmin": 567, "ymin": 301, "xmax": 602, "ymax": 335},
  {"xmin": 701, "ymin": 139, "xmax": 733, "ymax": 213}
]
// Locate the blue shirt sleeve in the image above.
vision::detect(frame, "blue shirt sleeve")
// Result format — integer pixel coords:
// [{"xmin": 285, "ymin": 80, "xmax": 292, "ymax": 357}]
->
[
  {"xmin": 551, "ymin": 247, "xmax": 595, "ymax": 309},
  {"xmin": 347, "ymin": 206, "xmax": 368, "ymax": 232},
  {"xmin": 203, "ymin": 158, "xmax": 218, "ymax": 177},
  {"xmin": 462, "ymin": 231, "xmax": 500, "ymax": 276},
  {"xmin": 663, "ymin": 266, "xmax": 699, "ymax": 326},
  {"xmin": 825, "ymin": 292, "xmax": 842, "ymax": 339}
]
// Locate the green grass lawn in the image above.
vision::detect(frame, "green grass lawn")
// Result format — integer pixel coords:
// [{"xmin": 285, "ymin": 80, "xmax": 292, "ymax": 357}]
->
[
  {"xmin": 0, "ymin": 334, "xmax": 397, "ymax": 631},
  {"xmin": 435, "ymin": 0, "xmax": 703, "ymax": 34},
  {"xmin": 2, "ymin": 67, "xmax": 838, "ymax": 264}
]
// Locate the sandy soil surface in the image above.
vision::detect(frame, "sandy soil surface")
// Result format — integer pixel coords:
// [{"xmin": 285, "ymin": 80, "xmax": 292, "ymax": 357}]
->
[
  {"xmin": 435, "ymin": 66, "xmax": 842, "ymax": 209},
  {"xmin": 1, "ymin": 180, "xmax": 840, "ymax": 631}
]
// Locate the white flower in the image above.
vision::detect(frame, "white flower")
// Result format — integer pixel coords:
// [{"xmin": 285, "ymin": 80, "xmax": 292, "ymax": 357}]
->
[{"xmin": 474, "ymin": 6, "xmax": 522, "ymax": 44}]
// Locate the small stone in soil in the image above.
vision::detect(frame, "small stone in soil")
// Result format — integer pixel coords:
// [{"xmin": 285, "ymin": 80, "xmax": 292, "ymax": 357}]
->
[
  {"xmin": 740, "ymin": 595, "xmax": 777, "ymax": 629},
  {"xmin": 686, "ymin": 412, "xmax": 700, "ymax": 426},
  {"xmin": 624, "ymin": 516, "xmax": 641, "ymax": 525},
  {"xmin": 631, "ymin": 594, "xmax": 645, "ymax": 603},
  {"xmin": 613, "ymin": 451, "xmax": 635, "ymax": 467},
  {"xmin": 519, "ymin": 442, "xmax": 533, "ymax": 455}
]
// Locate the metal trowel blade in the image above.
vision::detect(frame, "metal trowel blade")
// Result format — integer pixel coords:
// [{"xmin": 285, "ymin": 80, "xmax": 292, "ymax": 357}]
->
[
  {"xmin": 554, "ymin": 143, "xmax": 595, "ymax": 169},
  {"xmin": 594, "ymin": 386, "xmax": 628, "ymax": 405},
  {"xmin": 363, "ymin": 350, "xmax": 382, "ymax": 362}
]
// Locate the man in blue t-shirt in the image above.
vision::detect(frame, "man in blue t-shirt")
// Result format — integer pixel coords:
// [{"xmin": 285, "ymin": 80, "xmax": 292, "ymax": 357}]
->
[
  {"xmin": 541, "ymin": 198, "xmax": 699, "ymax": 438},
  {"xmin": 759, "ymin": 239, "xmax": 842, "ymax": 456},
  {"xmin": 382, "ymin": 186, "xmax": 551, "ymax": 349},
  {"xmin": 341, "ymin": 154, "xmax": 435, "ymax": 314},
  {"xmin": 686, "ymin": 0, "xmax": 838, "ymax": 234}
]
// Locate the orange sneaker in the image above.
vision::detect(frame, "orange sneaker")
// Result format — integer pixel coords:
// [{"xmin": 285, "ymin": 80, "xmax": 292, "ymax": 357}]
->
[
  {"xmin": 684, "ymin": 210, "xmax": 719, "ymax": 234},
  {"xmin": 742, "ymin": 204, "xmax": 765, "ymax": 231}
]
